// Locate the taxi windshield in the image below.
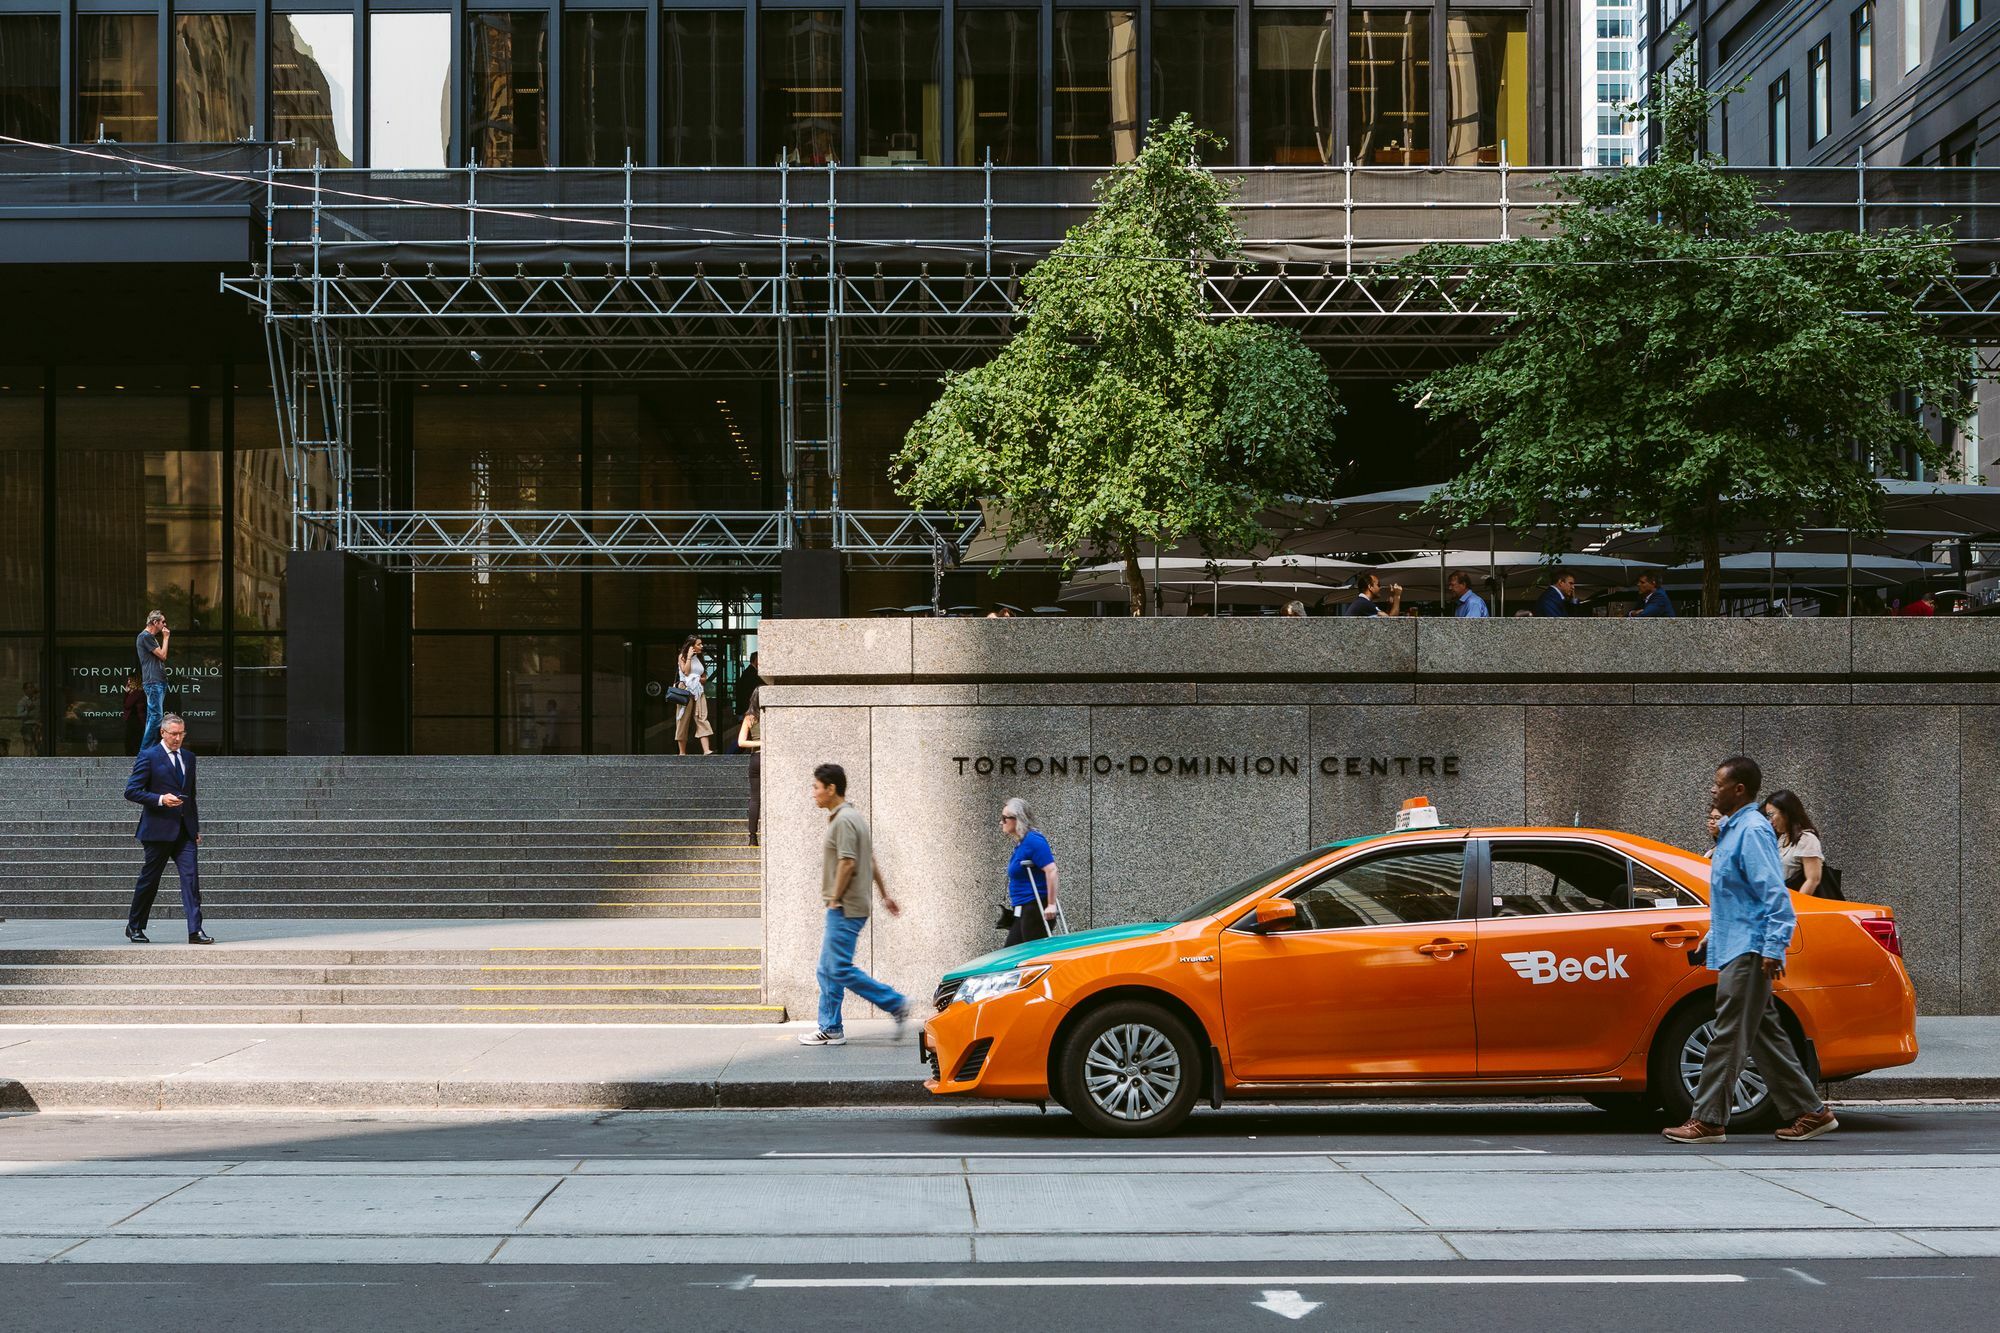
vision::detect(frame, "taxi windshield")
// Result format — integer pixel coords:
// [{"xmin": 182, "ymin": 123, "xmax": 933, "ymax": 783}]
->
[{"xmin": 1173, "ymin": 846, "xmax": 1334, "ymax": 923}]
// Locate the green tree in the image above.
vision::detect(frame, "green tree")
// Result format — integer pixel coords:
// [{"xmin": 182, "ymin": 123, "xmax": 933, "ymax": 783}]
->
[
  {"xmin": 892, "ymin": 116, "xmax": 1342, "ymax": 613},
  {"xmin": 1403, "ymin": 57, "xmax": 1973, "ymax": 615}
]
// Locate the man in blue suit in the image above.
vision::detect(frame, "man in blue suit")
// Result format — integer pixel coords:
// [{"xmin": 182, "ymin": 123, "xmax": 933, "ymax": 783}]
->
[{"xmin": 123, "ymin": 713, "xmax": 213, "ymax": 944}]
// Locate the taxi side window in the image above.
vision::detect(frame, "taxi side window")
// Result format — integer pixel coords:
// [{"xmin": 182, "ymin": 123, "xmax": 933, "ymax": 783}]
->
[
  {"xmin": 1632, "ymin": 860, "xmax": 1703, "ymax": 908},
  {"xmin": 1286, "ymin": 849, "xmax": 1466, "ymax": 930},
  {"xmin": 1490, "ymin": 843, "xmax": 1629, "ymax": 916}
]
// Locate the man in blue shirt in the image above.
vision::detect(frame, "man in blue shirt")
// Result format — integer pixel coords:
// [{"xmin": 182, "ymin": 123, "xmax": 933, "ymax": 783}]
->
[
  {"xmin": 1664, "ymin": 755, "xmax": 1835, "ymax": 1144},
  {"xmin": 1533, "ymin": 571, "xmax": 1579, "ymax": 617},
  {"xmin": 1446, "ymin": 571, "xmax": 1489, "ymax": 618},
  {"xmin": 1629, "ymin": 572, "xmax": 1676, "ymax": 618}
]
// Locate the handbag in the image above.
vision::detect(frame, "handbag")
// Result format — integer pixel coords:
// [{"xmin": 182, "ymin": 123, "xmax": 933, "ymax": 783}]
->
[{"xmin": 665, "ymin": 685, "xmax": 694, "ymax": 706}]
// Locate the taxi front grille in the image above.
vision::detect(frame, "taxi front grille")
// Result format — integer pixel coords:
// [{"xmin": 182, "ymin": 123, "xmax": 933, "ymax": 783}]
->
[
  {"xmin": 933, "ymin": 979, "xmax": 962, "ymax": 1013},
  {"xmin": 922, "ymin": 1041, "xmax": 940, "ymax": 1081},
  {"xmin": 953, "ymin": 1038, "xmax": 994, "ymax": 1083}
]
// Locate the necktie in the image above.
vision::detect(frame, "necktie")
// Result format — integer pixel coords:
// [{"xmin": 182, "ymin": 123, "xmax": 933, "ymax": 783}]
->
[{"xmin": 171, "ymin": 751, "xmax": 183, "ymax": 780}]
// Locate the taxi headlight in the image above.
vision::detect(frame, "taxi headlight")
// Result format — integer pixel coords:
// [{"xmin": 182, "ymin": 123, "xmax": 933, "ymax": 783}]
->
[{"xmin": 955, "ymin": 966, "xmax": 1049, "ymax": 1006}]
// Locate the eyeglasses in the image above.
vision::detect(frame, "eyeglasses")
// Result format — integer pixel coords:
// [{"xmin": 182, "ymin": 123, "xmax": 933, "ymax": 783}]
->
[{"xmin": 999, "ymin": 814, "xmax": 1017, "ymax": 823}]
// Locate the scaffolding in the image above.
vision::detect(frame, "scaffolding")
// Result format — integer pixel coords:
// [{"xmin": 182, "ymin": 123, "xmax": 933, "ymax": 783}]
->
[{"xmin": 211, "ymin": 157, "xmax": 2000, "ymax": 573}]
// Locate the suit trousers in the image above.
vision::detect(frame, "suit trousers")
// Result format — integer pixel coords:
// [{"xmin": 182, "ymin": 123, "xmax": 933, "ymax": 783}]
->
[
  {"xmin": 128, "ymin": 831, "xmax": 203, "ymax": 934},
  {"xmin": 1691, "ymin": 952, "xmax": 1820, "ymax": 1127}
]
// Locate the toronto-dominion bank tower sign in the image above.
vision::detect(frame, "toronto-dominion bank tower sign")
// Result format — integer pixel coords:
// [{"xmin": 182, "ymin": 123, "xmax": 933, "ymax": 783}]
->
[{"xmin": 951, "ymin": 754, "xmax": 1463, "ymax": 780}]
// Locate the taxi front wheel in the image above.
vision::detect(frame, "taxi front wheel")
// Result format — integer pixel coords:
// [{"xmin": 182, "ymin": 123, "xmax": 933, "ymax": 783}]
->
[
  {"xmin": 1650, "ymin": 1003, "xmax": 1782, "ymax": 1132},
  {"xmin": 1058, "ymin": 1001, "xmax": 1202, "ymax": 1137}
]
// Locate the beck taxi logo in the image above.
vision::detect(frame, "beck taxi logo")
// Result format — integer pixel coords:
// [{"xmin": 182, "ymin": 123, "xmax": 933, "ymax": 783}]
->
[{"xmin": 1502, "ymin": 947, "xmax": 1630, "ymax": 985}]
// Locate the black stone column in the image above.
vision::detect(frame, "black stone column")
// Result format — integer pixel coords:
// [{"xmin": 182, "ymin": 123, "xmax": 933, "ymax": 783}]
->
[{"xmin": 779, "ymin": 549, "xmax": 847, "ymax": 618}]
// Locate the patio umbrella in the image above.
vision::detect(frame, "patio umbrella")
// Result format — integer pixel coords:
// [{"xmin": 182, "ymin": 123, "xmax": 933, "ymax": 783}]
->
[{"xmin": 1660, "ymin": 552, "xmax": 1952, "ymax": 589}]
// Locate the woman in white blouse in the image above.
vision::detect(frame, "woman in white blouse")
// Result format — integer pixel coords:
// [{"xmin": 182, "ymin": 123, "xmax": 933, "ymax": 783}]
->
[
  {"xmin": 675, "ymin": 634, "xmax": 713, "ymax": 756},
  {"xmin": 1761, "ymin": 788, "xmax": 1825, "ymax": 895}
]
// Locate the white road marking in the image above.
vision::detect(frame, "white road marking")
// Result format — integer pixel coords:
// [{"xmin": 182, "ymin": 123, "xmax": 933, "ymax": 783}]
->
[
  {"xmin": 741, "ymin": 1274, "xmax": 1748, "ymax": 1289},
  {"xmin": 1782, "ymin": 1267, "xmax": 1826, "ymax": 1286},
  {"xmin": 761, "ymin": 1149, "xmax": 1547, "ymax": 1159},
  {"xmin": 1254, "ymin": 1289, "xmax": 1324, "ymax": 1319}
]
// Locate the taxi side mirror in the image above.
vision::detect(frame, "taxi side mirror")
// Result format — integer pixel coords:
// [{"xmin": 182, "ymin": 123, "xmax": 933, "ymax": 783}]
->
[{"xmin": 1252, "ymin": 899, "xmax": 1300, "ymax": 933}]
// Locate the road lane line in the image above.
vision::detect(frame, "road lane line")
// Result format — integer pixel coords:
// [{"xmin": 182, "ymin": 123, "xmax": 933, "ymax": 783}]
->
[
  {"xmin": 761, "ymin": 1150, "xmax": 1547, "ymax": 1159},
  {"xmin": 740, "ymin": 1274, "xmax": 1747, "ymax": 1289}
]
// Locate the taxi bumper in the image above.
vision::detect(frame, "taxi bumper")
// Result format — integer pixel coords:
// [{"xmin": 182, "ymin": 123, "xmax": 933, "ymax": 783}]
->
[{"xmin": 922, "ymin": 981, "xmax": 1070, "ymax": 1100}]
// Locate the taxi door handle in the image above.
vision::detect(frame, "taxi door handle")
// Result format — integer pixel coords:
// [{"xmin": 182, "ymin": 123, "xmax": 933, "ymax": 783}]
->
[
  {"xmin": 1650, "ymin": 928, "xmax": 1702, "ymax": 946},
  {"xmin": 1417, "ymin": 940, "xmax": 1469, "ymax": 959}
]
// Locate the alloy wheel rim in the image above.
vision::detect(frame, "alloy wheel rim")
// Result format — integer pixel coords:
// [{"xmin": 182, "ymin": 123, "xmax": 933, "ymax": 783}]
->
[
  {"xmin": 1083, "ymin": 1022, "xmax": 1182, "ymax": 1121},
  {"xmin": 1679, "ymin": 1019, "xmax": 1769, "ymax": 1117}
]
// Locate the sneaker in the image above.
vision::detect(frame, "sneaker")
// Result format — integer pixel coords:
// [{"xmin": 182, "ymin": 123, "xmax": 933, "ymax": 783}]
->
[
  {"xmin": 1775, "ymin": 1107, "xmax": 1839, "ymax": 1142},
  {"xmin": 1661, "ymin": 1118, "xmax": 1727, "ymax": 1145},
  {"xmin": 797, "ymin": 1028, "xmax": 846, "ymax": 1047},
  {"xmin": 891, "ymin": 1006, "xmax": 910, "ymax": 1041}
]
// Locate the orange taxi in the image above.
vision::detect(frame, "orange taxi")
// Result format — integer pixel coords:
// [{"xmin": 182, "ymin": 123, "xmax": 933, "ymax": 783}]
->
[{"xmin": 921, "ymin": 803, "xmax": 1917, "ymax": 1135}]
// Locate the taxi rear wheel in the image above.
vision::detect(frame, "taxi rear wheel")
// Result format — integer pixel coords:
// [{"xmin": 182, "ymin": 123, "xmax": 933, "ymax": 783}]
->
[
  {"xmin": 1651, "ymin": 1003, "xmax": 1782, "ymax": 1131},
  {"xmin": 1058, "ymin": 1001, "xmax": 1201, "ymax": 1137}
]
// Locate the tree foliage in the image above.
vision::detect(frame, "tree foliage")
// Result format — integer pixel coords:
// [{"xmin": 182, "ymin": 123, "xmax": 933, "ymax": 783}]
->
[
  {"xmin": 1403, "ymin": 57, "xmax": 1973, "ymax": 614},
  {"xmin": 892, "ymin": 116, "xmax": 1342, "ymax": 612}
]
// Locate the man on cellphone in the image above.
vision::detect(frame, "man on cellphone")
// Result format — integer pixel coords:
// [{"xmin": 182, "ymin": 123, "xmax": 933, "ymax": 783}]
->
[{"xmin": 135, "ymin": 610, "xmax": 171, "ymax": 751}]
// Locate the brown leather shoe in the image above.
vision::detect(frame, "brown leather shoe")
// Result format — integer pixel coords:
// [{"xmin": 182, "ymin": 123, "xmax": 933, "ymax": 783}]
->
[
  {"xmin": 1775, "ymin": 1107, "xmax": 1839, "ymax": 1142},
  {"xmin": 1661, "ymin": 1118, "xmax": 1727, "ymax": 1144}
]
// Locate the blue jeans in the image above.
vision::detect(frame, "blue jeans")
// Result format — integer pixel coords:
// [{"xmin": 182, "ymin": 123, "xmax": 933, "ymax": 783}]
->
[
  {"xmin": 140, "ymin": 682, "xmax": 167, "ymax": 751},
  {"xmin": 816, "ymin": 908, "xmax": 907, "ymax": 1033}
]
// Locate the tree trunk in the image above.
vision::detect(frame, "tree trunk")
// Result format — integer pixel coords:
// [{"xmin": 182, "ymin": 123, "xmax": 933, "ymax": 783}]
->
[
  {"xmin": 1121, "ymin": 539, "xmax": 1148, "ymax": 617},
  {"xmin": 1700, "ymin": 515, "xmax": 1722, "ymax": 618}
]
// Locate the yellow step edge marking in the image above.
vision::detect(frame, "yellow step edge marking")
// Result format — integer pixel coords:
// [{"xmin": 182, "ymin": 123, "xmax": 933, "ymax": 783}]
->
[
  {"xmin": 459, "ymin": 1004, "xmax": 785, "ymax": 1012},
  {"xmin": 476, "ymin": 964, "xmax": 759, "ymax": 972},
  {"xmin": 467, "ymin": 984, "xmax": 762, "ymax": 992},
  {"xmin": 485, "ymin": 946, "xmax": 758, "ymax": 953}
]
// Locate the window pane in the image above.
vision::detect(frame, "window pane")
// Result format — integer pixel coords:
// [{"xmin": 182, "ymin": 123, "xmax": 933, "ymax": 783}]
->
[
  {"xmin": 500, "ymin": 634, "xmax": 581, "ymax": 754},
  {"xmin": 859, "ymin": 11, "xmax": 942, "ymax": 165},
  {"xmin": 1769, "ymin": 76, "xmax": 1790, "ymax": 167},
  {"xmin": 1, "ymin": 378, "xmax": 41, "ymax": 631},
  {"xmin": 1853, "ymin": 4, "xmax": 1875, "ymax": 111},
  {"xmin": 760, "ymin": 10, "xmax": 842, "ymax": 166},
  {"xmin": 1808, "ymin": 41, "xmax": 1830, "ymax": 142},
  {"xmin": 232, "ymin": 385, "xmax": 288, "ymax": 634},
  {"xmin": 1152, "ymin": 9, "xmax": 1234, "ymax": 162},
  {"xmin": 1252, "ymin": 11, "xmax": 1333, "ymax": 165},
  {"xmin": 563, "ymin": 11, "xmax": 645, "ymax": 166},
  {"xmin": 231, "ymin": 635, "xmax": 285, "ymax": 754},
  {"xmin": 1904, "ymin": 0, "xmax": 1921, "ymax": 70},
  {"xmin": 957, "ymin": 10, "xmax": 1040, "ymax": 166},
  {"xmin": 77, "ymin": 14, "xmax": 160, "ymax": 143},
  {"xmin": 0, "ymin": 14, "xmax": 60, "ymax": 143},
  {"xmin": 467, "ymin": 11, "xmax": 548, "ymax": 166},
  {"xmin": 1349, "ymin": 9, "xmax": 1429, "ymax": 164},
  {"xmin": 1288, "ymin": 849, "xmax": 1466, "ymax": 929},
  {"xmin": 666, "ymin": 11, "xmax": 745, "ymax": 165},
  {"xmin": 1490, "ymin": 844, "xmax": 1630, "ymax": 915},
  {"xmin": 1053, "ymin": 9, "xmax": 1138, "ymax": 166},
  {"xmin": 55, "ymin": 636, "xmax": 222, "ymax": 755},
  {"xmin": 173, "ymin": 13, "xmax": 255, "ymax": 142},
  {"xmin": 1446, "ymin": 13, "xmax": 1527, "ymax": 165},
  {"xmin": 369, "ymin": 13, "xmax": 452, "ymax": 168},
  {"xmin": 273, "ymin": 14, "xmax": 356, "ymax": 167},
  {"xmin": 1, "ymin": 640, "xmax": 41, "ymax": 756}
]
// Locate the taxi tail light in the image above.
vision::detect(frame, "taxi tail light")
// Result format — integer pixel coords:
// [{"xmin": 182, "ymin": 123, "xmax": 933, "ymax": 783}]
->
[{"xmin": 1860, "ymin": 917, "xmax": 1903, "ymax": 957}]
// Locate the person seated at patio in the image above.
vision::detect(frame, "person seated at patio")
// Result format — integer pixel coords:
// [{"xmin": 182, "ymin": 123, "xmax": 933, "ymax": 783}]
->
[
  {"xmin": 1628, "ymin": 572, "xmax": 1676, "ymax": 618},
  {"xmin": 1447, "ymin": 571, "xmax": 1489, "ymax": 618},
  {"xmin": 1342, "ymin": 573, "xmax": 1403, "ymax": 617},
  {"xmin": 1534, "ymin": 570, "xmax": 1580, "ymax": 617}
]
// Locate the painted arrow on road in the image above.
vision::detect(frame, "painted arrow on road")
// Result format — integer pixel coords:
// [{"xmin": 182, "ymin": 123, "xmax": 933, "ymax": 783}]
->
[{"xmin": 1253, "ymin": 1290, "xmax": 1323, "ymax": 1320}]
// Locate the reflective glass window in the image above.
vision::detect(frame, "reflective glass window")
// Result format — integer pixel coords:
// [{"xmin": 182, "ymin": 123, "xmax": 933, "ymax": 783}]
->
[
  {"xmin": 1349, "ymin": 9, "xmax": 1429, "ymax": 164},
  {"xmin": 0, "ymin": 639, "xmax": 40, "ymax": 757},
  {"xmin": 272, "ymin": 13, "xmax": 355, "ymax": 167},
  {"xmin": 500, "ymin": 634, "xmax": 582, "ymax": 754},
  {"xmin": 77, "ymin": 14, "xmax": 160, "ymax": 143},
  {"xmin": 369, "ymin": 12, "xmax": 453, "ymax": 168},
  {"xmin": 1853, "ymin": 4, "xmax": 1874, "ymax": 111},
  {"xmin": 467, "ymin": 11, "xmax": 549, "ymax": 166},
  {"xmin": 173, "ymin": 13, "xmax": 255, "ymax": 142},
  {"xmin": 859, "ymin": 11, "xmax": 942, "ymax": 165},
  {"xmin": 1285, "ymin": 849, "xmax": 1467, "ymax": 929},
  {"xmin": 231, "ymin": 635, "xmax": 285, "ymax": 755},
  {"xmin": 760, "ymin": 10, "xmax": 843, "ymax": 166},
  {"xmin": 1808, "ymin": 39, "xmax": 1831, "ymax": 144},
  {"xmin": 0, "ymin": 14, "xmax": 60, "ymax": 143},
  {"xmin": 1252, "ymin": 11, "xmax": 1334, "ymax": 165},
  {"xmin": 1, "ymin": 378, "xmax": 41, "ymax": 632},
  {"xmin": 1446, "ymin": 13, "xmax": 1528, "ymax": 166},
  {"xmin": 1490, "ymin": 843, "xmax": 1631, "ymax": 916},
  {"xmin": 55, "ymin": 634, "xmax": 223, "ymax": 754},
  {"xmin": 1152, "ymin": 9, "xmax": 1235, "ymax": 162},
  {"xmin": 957, "ymin": 10, "xmax": 1039, "ymax": 165},
  {"xmin": 665, "ymin": 11, "xmax": 745, "ymax": 165},
  {"xmin": 1904, "ymin": 0, "xmax": 1922, "ymax": 70},
  {"xmin": 563, "ymin": 11, "xmax": 645, "ymax": 166},
  {"xmin": 1053, "ymin": 10, "xmax": 1138, "ymax": 166},
  {"xmin": 1768, "ymin": 73, "xmax": 1790, "ymax": 167},
  {"xmin": 231, "ymin": 382, "xmax": 290, "ymax": 634}
]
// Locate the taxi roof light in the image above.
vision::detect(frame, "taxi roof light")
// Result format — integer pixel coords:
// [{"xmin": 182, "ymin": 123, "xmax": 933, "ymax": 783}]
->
[{"xmin": 1394, "ymin": 797, "xmax": 1442, "ymax": 832}]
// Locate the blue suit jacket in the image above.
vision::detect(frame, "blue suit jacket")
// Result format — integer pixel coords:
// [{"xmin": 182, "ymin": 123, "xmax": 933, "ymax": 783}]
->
[
  {"xmin": 1534, "ymin": 586, "xmax": 1574, "ymax": 617},
  {"xmin": 125, "ymin": 744, "xmax": 200, "ymax": 843}
]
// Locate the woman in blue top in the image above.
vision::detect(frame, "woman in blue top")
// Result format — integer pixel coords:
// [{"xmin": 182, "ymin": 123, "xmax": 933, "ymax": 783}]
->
[{"xmin": 1000, "ymin": 796, "xmax": 1060, "ymax": 946}]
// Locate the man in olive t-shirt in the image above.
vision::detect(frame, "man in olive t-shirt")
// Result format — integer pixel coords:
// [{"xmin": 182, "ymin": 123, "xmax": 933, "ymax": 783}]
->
[
  {"xmin": 801, "ymin": 762, "xmax": 908, "ymax": 1047},
  {"xmin": 135, "ymin": 610, "xmax": 171, "ymax": 751}
]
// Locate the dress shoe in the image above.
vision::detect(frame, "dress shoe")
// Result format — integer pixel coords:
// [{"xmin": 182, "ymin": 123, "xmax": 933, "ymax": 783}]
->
[
  {"xmin": 187, "ymin": 931, "xmax": 215, "ymax": 945},
  {"xmin": 125, "ymin": 927, "xmax": 150, "ymax": 943}
]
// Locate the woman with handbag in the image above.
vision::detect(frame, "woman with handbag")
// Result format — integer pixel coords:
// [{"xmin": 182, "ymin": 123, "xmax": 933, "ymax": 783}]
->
[
  {"xmin": 996, "ymin": 797, "xmax": 1062, "ymax": 945},
  {"xmin": 673, "ymin": 635, "xmax": 713, "ymax": 756},
  {"xmin": 1762, "ymin": 788, "xmax": 1829, "ymax": 896}
]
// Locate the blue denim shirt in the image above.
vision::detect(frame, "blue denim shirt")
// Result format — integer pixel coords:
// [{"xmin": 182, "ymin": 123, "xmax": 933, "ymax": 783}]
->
[{"xmin": 1707, "ymin": 804, "xmax": 1796, "ymax": 971}]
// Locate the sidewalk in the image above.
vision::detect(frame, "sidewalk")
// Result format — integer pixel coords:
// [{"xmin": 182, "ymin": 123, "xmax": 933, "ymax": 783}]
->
[{"xmin": 2, "ymin": 1017, "xmax": 1994, "ymax": 1111}]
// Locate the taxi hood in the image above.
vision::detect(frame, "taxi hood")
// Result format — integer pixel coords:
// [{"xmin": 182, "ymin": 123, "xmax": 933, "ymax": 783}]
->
[{"xmin": 942, "ymin": 923, "xmax": 1175, "ymax": 982}]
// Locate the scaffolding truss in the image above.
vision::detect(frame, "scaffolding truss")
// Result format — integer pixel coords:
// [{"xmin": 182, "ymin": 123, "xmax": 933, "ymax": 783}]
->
[{"xmin": 212, "ymin": 158, "xmax": 2000, "ymax": 573}]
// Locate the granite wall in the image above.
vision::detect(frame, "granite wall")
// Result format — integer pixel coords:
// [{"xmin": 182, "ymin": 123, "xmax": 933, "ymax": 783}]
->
[{"xmin": 759, "ymin": 618, "xmax": 2000, "ymax": 1020}]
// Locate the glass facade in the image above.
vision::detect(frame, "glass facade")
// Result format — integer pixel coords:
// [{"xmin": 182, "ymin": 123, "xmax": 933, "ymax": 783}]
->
[
  {"xmin": 467, "ymin": 11, "xmax": 549, "ymax": 167},
  {"xmin": 957, "ymin": 9, "xmax": 1039, "ymax": 166},
  {"xmin": 1253, "ymin": 11, "xmax": 1334, "ymax": 167},
  {"xmin": 1853, "ymin": 3, "xmax": 1874, "ymax": 112},
  {"xmin": 0, "ymin": 14, "xmax": 59, "ymax": 143},
  {"xmin": 1350, "ymin": 9, "xmax": 1430, "ymax": 164},
  {"xmin": 370, "ymin": 12, "xmax": 453, "ymax": 168},
  {"xmin": 664, "ymin": 11, "xmax": 745, "ymax": 166},
  {"xmin": 1053, "ymin": 9, "xmax": 1138, "ymax": 166},
  {"xmin": 173, "ymin": 13, "xmax": 255, "ymax": 142},
  {"xmin": 564, "ymin": 11, "xmax": 646, "ymax": 167},
  {"xmin": 273, "ymin": 13, "xmax": 356, "ymax": 167},
  {"xmin": 859, "ymin": 10, "xmax": 942, "ymax": 165},
  {"xmin": 1445, "ymin": 13, "xmax": 1526, "ymax": 166},
  {"xmin": 76, "ymin": 13, "xmax": 159, "ymax": 142},
  {"xmin": 1152, "ymin": 9, "xmax": 1235, "ymax": 162},
  {"xmin": 760, "ymin": 9, "xmax": 842, "ymax": 166}
]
